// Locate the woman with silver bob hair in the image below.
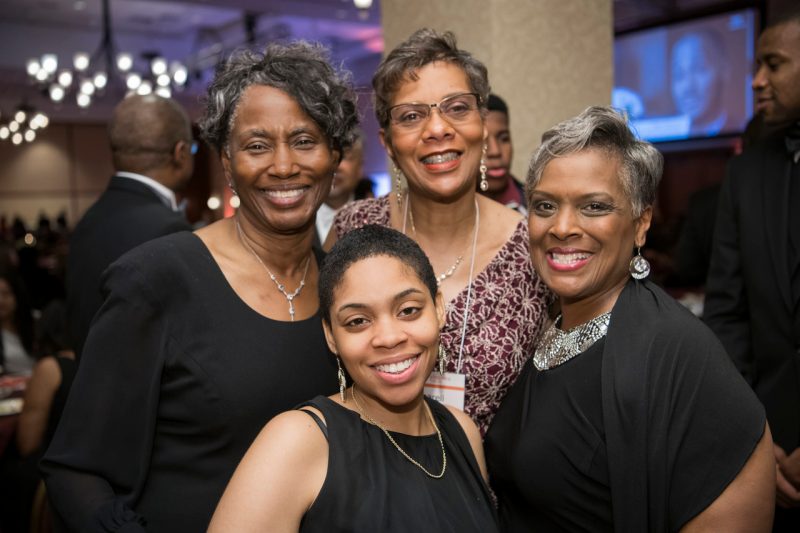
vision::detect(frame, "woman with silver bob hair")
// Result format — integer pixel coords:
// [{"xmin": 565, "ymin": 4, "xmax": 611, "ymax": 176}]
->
[
  {"xmin": 327, "ymin": 28, "xmax": 551, "ymax": 437},
  {"xmin": 41, "ymin": 42, "xmax": 356, "ymax": 532},
  {"xmin": 486, "ymin": 106, "xmax": 775, "ymax": 532}
]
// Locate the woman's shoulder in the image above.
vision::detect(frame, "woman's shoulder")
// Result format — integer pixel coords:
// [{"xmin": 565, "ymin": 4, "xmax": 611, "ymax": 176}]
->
[
  {"xmin": 334, "ymin": 196, "xmax": 391, "ymax": 234},
  {"xmin": 113, "ymin": 231, "xmax": 205, "ymax": 268},
  {"xmin": 102, "ymin": 232, "xmax": 210, "ymax": 301}
]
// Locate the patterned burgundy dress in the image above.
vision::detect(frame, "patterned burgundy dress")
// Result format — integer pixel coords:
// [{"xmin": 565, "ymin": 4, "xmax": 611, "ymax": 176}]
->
[{"xmin": 333, "ymin": 196, "xmax": 551, "ymax": 434}]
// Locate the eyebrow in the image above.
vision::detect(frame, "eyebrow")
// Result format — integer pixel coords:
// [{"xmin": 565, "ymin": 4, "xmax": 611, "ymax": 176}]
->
[
  {"xmin": 395, "ymin": 92, "xmax": 470, "ymax": 106},
  {"xmin": 336, "ymin": 287, "xmax": 425, "ymax": 313},
  {"xmin": 530, "ymin": 191, "xmax": 615, "ymax": 201},
  {"xmin": 240, "ymin": 126, "xmax": 318, "ymax": 140}
]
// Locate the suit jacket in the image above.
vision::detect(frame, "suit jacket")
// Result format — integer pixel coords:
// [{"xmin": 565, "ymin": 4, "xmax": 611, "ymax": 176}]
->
[
  {"xmin": 704, "ymin": 132, "xmax": 800, "ymax": 450},
  {"xmin": 66, "ymin": 176, "xmax": 191, "ymax": 358}
]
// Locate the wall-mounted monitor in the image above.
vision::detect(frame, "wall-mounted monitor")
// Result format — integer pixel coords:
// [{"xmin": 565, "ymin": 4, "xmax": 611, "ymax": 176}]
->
[{"xmin": 613, "ymin": 8, "xmax": 758, "ymax": 142}]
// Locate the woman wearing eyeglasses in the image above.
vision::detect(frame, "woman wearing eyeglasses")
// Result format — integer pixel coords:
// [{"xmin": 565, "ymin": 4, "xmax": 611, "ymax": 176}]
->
[{"xmin": 326, "ymin": 28, "xmax": 551, "ymax": 435}]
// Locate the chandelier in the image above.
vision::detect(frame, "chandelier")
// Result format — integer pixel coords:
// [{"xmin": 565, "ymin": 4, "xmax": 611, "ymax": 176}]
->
[
  {"xmin": 25, "ymin": 0, "xmax": 189, "ymax": 109},
  {"xmin": 0, "ymin": 106, "xmax": 49, "ymax": 145}
]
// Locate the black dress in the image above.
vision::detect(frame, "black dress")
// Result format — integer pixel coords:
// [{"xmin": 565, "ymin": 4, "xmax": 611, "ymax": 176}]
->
[
  {"xmin": 41, "ymin": 232, "xmax": 338, "ymax": 532},
  {"xmin": 487, "ymin": 339, "xmax": 612, "ymax": 532},
  {"xmin": 298, "ymin": 396, "xmax": 498, "ymax": 533},
  {"xmin": 486, "ymin": 279, "xmax": 766, "ymax": 533}
]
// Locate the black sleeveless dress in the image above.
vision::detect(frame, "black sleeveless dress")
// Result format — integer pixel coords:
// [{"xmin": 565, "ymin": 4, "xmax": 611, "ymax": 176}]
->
[{"xmin": 298, "ymin": 396, "xmax": 498, "ymax": 533}]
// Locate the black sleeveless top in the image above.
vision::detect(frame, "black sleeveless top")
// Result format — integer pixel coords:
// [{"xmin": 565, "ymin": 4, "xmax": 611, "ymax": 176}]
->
[{"xmin": 298, "ymin": 396, "xmax": 498, "ymax": 533}]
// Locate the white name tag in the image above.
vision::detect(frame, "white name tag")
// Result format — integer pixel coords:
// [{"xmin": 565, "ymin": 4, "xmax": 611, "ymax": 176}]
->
[{"xmin": 424, "ymin": 372, "xmax": 466, "ymax": 410}]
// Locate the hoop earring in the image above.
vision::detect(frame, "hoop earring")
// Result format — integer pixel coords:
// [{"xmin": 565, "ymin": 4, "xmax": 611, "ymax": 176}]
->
[
  {"xmin": 479, "ymin": 143, "xmax": 488, "ymax": 192},
  {"xmin": 629, "ymin": 246, "xmax": 651, "ymax": 280},
  {"xmin": 336, "ymin": 356, "xmax": 347, "ymax": 402},
  {"xmin": 393, "ymin": 164, "xmax": 404, "ymax": 208},
  {"xmin": 437, "ymin": 343, "xmax": 448, "ymax": 374}
]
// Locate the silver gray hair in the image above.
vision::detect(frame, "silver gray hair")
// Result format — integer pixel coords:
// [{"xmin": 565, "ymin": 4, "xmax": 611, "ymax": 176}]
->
[
  {"xmin": 526, "ymin": 106, "xmax": 663, "ymax": 217},
  {"xmin": 199, "ymin": 41, "xmax": 359, "ymax": 156}
]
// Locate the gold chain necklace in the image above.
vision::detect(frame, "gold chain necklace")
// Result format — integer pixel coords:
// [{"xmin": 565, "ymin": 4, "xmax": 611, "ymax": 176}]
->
[
  {"xmin": 234, "ymin": 218, "xmax": 311, "ymax": 321},
  {"xmin": 351, "ymin": 385, "xmax": 447, "ymax": 479}
]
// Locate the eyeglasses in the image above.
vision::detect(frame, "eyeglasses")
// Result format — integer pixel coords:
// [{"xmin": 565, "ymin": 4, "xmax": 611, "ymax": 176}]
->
[{"xmin": 388, "ymin": 93, "xmax": 481, "ymax": 130}]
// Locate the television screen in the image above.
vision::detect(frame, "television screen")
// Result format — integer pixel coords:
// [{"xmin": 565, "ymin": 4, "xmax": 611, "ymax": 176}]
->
[{"xmin": 613, "ymin": 9, "xmax": 758, "ymax": 142}]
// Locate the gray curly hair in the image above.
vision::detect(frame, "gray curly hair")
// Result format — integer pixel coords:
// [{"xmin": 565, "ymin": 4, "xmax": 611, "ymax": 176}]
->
[
  {"xmin": 372, "ymin": 28, "xmax": 490, "ymax": 142},
  {"xmin": 526, "ymin": 106, "xmax": 663, "ymax": 217},
  {"xmin": 199, "ymin": 41, "xmax": 359, "ymax": 155}
]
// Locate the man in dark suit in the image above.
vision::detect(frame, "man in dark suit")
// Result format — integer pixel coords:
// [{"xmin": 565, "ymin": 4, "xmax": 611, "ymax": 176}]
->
[
  {"xmin": 704, "ymin": 8, "xmax": 800, "ymax": 530},
  {"xmin": 66, "ymin": 94, "xmax": 194, "ymax": 358}
]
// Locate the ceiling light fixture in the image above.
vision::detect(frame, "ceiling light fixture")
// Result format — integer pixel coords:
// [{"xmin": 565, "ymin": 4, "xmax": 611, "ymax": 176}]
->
[{"xmin": 25, "ymin": 0, "xmax": 189, "ymax": 109}]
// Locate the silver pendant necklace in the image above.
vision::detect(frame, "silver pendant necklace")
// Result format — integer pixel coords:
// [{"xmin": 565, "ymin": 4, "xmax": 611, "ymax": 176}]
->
[
  {"xmin": 235, "ymin": 218, "xmax": 311, "ymax": 321},
  {"xmin": 533, "ymin": 311, "xmax": 611, "ymax": 370},
  {"xmin": 402, "ymin": 196, "xmax": 475, "ymax": 287}
]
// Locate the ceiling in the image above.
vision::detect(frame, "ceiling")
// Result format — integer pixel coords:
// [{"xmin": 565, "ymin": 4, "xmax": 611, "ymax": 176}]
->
[{"xmin": 0, "ymin": 0, "xmax": 759, "ymax": 122}]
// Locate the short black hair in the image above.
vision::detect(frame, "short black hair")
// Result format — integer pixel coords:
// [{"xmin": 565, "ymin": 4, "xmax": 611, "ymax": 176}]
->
[
  {"xmin": 487, "ymin": 93, "xmax": 509, "ymax": 115},
  {"xmin": 318, "ymin": 225, "xmax": 437, "ymax": 323}
]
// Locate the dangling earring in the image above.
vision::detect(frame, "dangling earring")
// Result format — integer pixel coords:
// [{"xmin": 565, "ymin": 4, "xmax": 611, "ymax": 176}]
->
[
  {"xmin": 228, "ymin": 182, "xmax": 238, "ymax": 196},
  {"xmin": 393, "ymin": 164, "xmax": 404, "ymax": 208},
  {"xmin": 336, "ymin": 356, "xmax": 347, "ymax": 402},
  {"xmin": 629, "ymin": 246, "xmax": 651, "ymax": 279},
  {"xmin": 437, "ymin": 343, "xmax": 448, "ymax": 374},
  {"xmin": 331, "ymin": 172, "xmax": 337, "ymax": 193},
  {"xmin": 479, "ymin": 143, "xmax": 488, "ymax": 192}
]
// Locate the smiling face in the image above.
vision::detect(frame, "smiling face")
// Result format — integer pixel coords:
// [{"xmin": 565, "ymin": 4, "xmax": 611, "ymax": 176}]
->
[
  {"xmin": 528, "ymin": 149, "xmax": 652, "ymax": 317},
  {"xmin": 484, "ymin": 110, "xmax": 513, "ymax": 193},
  {"xmin": 753, "ymin": 20, "xmax": 800, "ymax": 125},
  {"xmin": 380, "ymin": 61, "xmax": 487, "ymax": 202},
  {"xmin": 323, "ymin": 255, "xmax": 444, "ymax": 411},
  {"xmin": 222, "ymin": 84, "xmax": 339, "ymax": 233}
]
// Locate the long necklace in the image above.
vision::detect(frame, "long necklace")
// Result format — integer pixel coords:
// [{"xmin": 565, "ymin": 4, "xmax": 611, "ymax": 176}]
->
[
  {"xmin": 351, "ymin": 384, "xmax": 447, "ymax": 479},
  {"xmin": 403, "ymin": 196, "xmax": 475, "ymax": 287},
  {"xmin": 533, "ymin": 311, "xmax": 611, "ymax": 371},
  {"xmin": 401, "ymin": 195, "xmax": 480, "ymax": 373},
  {"xmin": 235, "ymin": 218, "xmax": 311, "ymax": 321}
]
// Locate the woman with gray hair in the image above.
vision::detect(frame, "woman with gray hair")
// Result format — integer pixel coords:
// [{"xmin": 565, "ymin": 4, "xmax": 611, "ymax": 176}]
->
[
  {"xmin": 41, "ymin": 42, "xmax": 357, "ymax": 532},
  {"xmin": 328, "ymin": 28, "xmax": 551, "ymax": 436},
  {"xmin": 485, "ymin": 106, "xmax": 774, "ymax": 532}
]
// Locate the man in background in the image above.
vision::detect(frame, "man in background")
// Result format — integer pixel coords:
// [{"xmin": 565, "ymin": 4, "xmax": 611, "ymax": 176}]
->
[
  {"xmin": 478, "ymin": 94, "xmax": 526, "ymax": 214},
  {"xmin": 704, "ymin": 8, "xmax": 800, "ymax": 529},
  {"xmin": 66, "ymin": 94, "xmax": 194, "ymax": 359},
  {"xmin": 315, "ymin": 129, "xmax": 372, "ymax": 246}
]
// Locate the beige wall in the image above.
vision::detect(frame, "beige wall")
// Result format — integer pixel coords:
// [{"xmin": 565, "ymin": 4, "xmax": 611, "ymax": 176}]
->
[
  {"xmin": 0, "ymin": 123, "xmax": 113, "ymax": 228},
  {"xmin": 381, "ymin": 0, "xmax": 613, "ymax": 183}
]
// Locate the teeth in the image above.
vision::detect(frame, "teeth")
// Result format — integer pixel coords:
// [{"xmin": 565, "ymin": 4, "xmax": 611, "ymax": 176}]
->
[
  {"xmin": 422, "ymin": 152, "xmax": 459, "ymax": 164},
  {"xmin": 551, "ymin": 252, "xmax": 590, "ymax": 265},
  {"xmin": 375, "ymin": 356, "xmax": 417, "ymax": 374},
  {"xmin": 264, "ymin": 188, "xmax": 304, "ymax": 199}
]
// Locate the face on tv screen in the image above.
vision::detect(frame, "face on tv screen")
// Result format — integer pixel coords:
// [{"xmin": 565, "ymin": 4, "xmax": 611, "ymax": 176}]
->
[{"xmin": 613, "ymin": 9, "xmax": 757, "ymax": 142}]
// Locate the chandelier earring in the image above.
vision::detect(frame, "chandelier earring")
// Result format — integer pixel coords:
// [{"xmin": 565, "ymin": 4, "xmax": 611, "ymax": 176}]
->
[
  {"xmin": 393, "ymin": 164, "xmax": 404, "ymax": 208},
  {"xmin": 479, "ymin": 143, "xmax": 488, "ymax": 192},
  {"xmin": 437, "ymin": 342, "xmax": 448, "ymax": 374},
  {"xmin": 336, "ymin": 356, "xmax": 347, "ymax": 403},
  {"xmin": 629, "ymin": 246, "xmax": 651, "ymax": 280}
]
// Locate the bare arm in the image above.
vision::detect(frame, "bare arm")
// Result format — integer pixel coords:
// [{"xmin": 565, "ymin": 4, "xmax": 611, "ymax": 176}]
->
[
  {"xmin": 446, "ymin": 405, "xmax": 488, "ymax": 483},
  {"xmin": 16, "ymin": 357, "xmax": 61, "ymax": 457},
  {"xmin": 208, "ymin": 409, "xmax": 328, "ymax": 533},
  {"xmin": 680, "ymin": 425, "xmax": 775, "ymax": 533}
]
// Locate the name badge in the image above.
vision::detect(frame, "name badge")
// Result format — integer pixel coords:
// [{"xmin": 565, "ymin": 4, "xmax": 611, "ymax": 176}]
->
[{"xmin": 424, "ymin": 372, "xmax": 466, "ymax": 410}]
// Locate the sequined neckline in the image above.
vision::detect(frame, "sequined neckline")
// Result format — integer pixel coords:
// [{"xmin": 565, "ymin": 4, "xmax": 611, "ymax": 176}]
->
[{"xmin": 533, "ymin": 312, "xmax": 611, "ymax": 371}]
